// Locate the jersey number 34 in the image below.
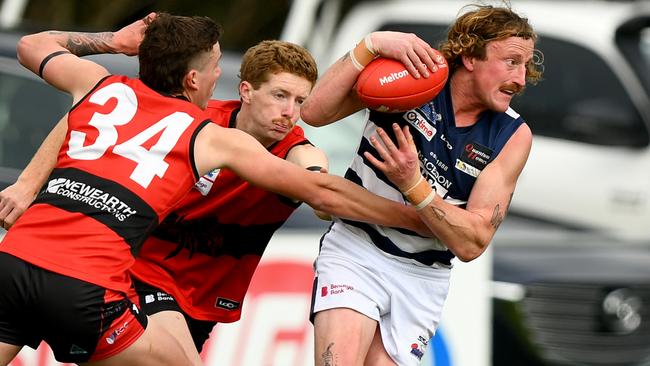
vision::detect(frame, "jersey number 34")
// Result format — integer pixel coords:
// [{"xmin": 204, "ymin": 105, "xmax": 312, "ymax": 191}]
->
[{"xmin": 67, "ymin": 82, "xmax": 193, "ymax": 189}]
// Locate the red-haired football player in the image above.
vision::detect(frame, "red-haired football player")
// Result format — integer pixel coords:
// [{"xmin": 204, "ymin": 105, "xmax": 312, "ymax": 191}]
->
[{"xmin": 301, "ymin": 4, "xmax": 543, "ymax": 366}]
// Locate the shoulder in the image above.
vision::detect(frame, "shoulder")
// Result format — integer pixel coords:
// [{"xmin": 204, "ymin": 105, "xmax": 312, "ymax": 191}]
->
[{"xmin": 204, "ymin": 99, "xmax": 241, "ymax": 127}]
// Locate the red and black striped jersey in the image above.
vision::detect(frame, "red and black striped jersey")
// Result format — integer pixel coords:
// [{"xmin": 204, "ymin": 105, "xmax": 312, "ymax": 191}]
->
[
  {"xmin": 1, "ymin": 75, "xmax": 210, "ymax": 294},
  {"xmin": 130, "ymin": 99, "xmax": 311, "ymax": 322}
]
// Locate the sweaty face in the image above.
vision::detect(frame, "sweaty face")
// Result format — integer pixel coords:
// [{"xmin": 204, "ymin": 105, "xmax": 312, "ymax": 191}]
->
[
  {"xmin": 243, "ymin": 72, "xmax": 312, "ymax": 147},
  {"xmin": 471, "ymin": 37, "xmax": 534, "ymax": 112},
  {"xmin": 194, "ymin": 42, "xmax": 223, "ymax": 109}
]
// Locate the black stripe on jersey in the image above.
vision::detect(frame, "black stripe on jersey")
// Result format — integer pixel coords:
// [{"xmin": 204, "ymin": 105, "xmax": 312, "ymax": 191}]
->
[
  {"xmin": 189, "ymin": 120, "xmax": 212, "ymax": 181},
  {"xmin": 357, "ymin": 136, "xmax": 400, "ymax": 191},
  {"xmin": 152, "ymin": 212, "xmax": 285, "ymax": 259},
  {"xmin": 343, "ymin": 168, "xmax": 418, "ymax": 237},
  {"xmin": 69, "ymin": 75, "xmax": 112, "ymax": 113},
  {"xmin": 340, "ymin": 218, "xmax": 454, "ymax": 266},
  {"xmin": 34, "ymin": 167, "xmax": 157, "ymax": 255}
]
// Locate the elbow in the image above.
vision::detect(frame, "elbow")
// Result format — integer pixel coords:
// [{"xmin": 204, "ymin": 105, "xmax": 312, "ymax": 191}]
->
[
  {"xmin": 454, "ymin": 239, "xmax": 489, "ymax": 263},
  {"xmin": 16, "ymin": 35, "xmax": 35, "ymax": 68},
  {"xmin": 16, "ymin": 33, "xmax": 46, "ymax": 71},
  {"xmin": 300, "ymin": 100, "xmax": 329, "ymax": 127}
]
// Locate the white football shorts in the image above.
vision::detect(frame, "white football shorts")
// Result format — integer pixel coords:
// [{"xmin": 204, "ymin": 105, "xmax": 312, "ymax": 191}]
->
[{"xmin": 312, "ymin": 221, "xmax": 451, "ymax": 366}]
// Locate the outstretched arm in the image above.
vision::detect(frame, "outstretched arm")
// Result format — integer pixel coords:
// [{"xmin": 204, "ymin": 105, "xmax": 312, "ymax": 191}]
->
[
  {"xmin": 16, "ymin": 13, "xmax": 153, "ymax": 101},
  {"xmin": 365, "ymin": 124, "xmax": 532, "ymax": 262},
  {"xmin": 301, "ymin": 31, "xmax": 445, "ymax": 126},
  {"xmin": 286, "ymin": 143, "xmax": 332, "ymax": 219},
  {"xmin": 286, "ymin": 143, "xmax": 429, "ymax": 232},
  {"xmin": 194, "ymin": 124, "xmax": 430, "ymax": 234},
  {"xmin": 0, "ymin": 115, "xmax": 67, "ymax": 229}
]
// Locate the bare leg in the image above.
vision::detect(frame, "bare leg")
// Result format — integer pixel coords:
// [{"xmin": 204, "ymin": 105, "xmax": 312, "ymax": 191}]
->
[
  {"xmin": 148, "ymin": 311, "xmax": 203, "ymax": 365},
  {"xmin": 363, "ymin": 327, "xmax": 397, "ymax": 366},
  {"xmin": 0, "ymin": 342, "xmax": 21, "ymax": 366},
  {"xmin": 313, "ymin": 308, "xmax": 376, "ymax": 366},
  {"xmin": 82, "ymin": 314, "xmax": 193, "ymax": 366}
]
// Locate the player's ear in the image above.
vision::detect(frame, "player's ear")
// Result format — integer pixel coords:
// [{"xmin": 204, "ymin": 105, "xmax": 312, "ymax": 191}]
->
[
  {"xmin": 461, "ymin": 55, "xmax": 475, "ymax": 71},
  {"xmin": 239, "ymin": 81, "xmax": 253, "ymax": 103},
  {"xmin": 185, "ymin": 70, "xmax": 199, "ymax": 91}
]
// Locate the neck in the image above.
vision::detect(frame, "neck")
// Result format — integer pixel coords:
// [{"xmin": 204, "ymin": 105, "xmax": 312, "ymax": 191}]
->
[{"xmin": 450, "ymin": 73, "xmax": 482, "ymax": 127}]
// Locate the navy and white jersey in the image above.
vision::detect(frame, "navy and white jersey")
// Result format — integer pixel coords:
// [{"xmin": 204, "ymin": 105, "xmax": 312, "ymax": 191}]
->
[{"xmin": 332, "ymin": 83, "xmax": 524, "ymax": 267}]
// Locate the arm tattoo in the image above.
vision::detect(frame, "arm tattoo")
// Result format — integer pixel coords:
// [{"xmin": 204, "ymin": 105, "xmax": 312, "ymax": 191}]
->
[
  {"xmin": 48, "ymin": 31, "xmax": 115, "ymax": 57},
  {"xmin": 321, "ymin": 343, "xmax": 336, "ymax": 366},
  {"xmin": 431, "ymin": 206, "xmax": 446, "ymax": 221},
  {"xmin": 490, "ymin": 204, "xmax": 504, "ymax": 229}
]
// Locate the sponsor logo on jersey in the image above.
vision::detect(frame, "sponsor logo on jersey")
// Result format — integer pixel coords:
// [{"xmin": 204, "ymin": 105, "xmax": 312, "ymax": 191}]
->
[
  {"xmin": 195, "ymin": 168, "xmax": 221, "ymax": 196},
  {"xmin": 455, "ymin": 159, "xmax": 481, "ymax": 178},
  {"xmin": 440, "ymin": 133, "xmax": 453, "ymax": 150},
  {"xmin": 419, "ymin": 152, "xmax": 452, "ymax": 198},
  {"xmin": 216, "ymin": 297, "xmax": 241, "ymax": 310},
  {"xmin": 457, "ymin": 142, "xmax": 493, "ymax": 176},
  {"xmin": 45, "ymin": 177, "xmax": 137, "ymax": 221},
  {"xmin": 404, "ymin": 110, "xmax": 436, "ymax": 141}
]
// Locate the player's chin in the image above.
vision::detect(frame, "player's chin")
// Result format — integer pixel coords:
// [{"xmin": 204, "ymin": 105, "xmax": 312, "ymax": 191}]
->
[{"xmin": 492, "ymin": 95, "xmax": 513, "ymax": 112}]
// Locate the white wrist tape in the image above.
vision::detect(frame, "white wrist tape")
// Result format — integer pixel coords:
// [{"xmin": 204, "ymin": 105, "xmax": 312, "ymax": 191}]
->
[
  {"xmin": 402, "ymin": 176, "xmax": 424, "ymax": 196},
  {"xmin": 349, "ymin": 50, "xmax": 365, "ymax": 71},
  {"xmin": 414, "ymin": 189, "xmax": 436, "ymax": 210},
  {"xmin": 364, "ymin": 34, "xmax": 377, "ymax": 55}
]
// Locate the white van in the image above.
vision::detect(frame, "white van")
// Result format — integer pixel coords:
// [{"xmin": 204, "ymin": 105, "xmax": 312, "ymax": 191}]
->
[{"xmin": 286, "ymin": 0, "xmax": 650, "ymax": 241}]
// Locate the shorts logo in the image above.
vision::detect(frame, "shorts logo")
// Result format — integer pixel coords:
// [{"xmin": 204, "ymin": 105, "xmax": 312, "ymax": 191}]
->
[
  {"xmin": 322, "ymin": 284, "xmax": 354, "ymax": 296},
  {"xmin": 216, "ymin": 297, "xmax": 240, "ymax": 311},
  {"xmin": 409, "ymin": 335, "xmax": 429, "ymax": 361},
  {"xmin": 404, "ymin": 110, "xmax": 436, "ymax": 141},
  {"xmin": 106, "ymin": 321, "xmax": 129, "ymax": 345},
  {"xmin": 155, "ymin": 291, "xmax": 174, "ymax": 302},
  {"xmin": 410, "ymin": 343, "xmax": 425, "ymax": 360},
  {"xmin": 69, "ymin": 344, "xmax": 88, "ymax": 355},
  {"xmin": 144, "ymin": 294, "xmax": 155, "ymax": 304}
]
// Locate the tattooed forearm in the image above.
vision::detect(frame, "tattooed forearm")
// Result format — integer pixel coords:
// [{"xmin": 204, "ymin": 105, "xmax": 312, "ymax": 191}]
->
[
  {"xmin": 431, "ymin": 206, "xmax": 446, "ymax": 221},
  {"xmin": 490, "ymin": 204, "xmax": 504, "ymax": 229},
  {"xmin": 47, "ymin": 31, "xmax": 116, "ymax": 57},
  {"xmin": 321, "ymin": 342, "xmax": 336, "ymax": 366}
]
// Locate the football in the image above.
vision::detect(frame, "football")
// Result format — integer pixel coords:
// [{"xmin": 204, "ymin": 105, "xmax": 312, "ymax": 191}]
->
[{"xmin": 356, "ymin": 53, "xmax": 449, "ymax": 113}]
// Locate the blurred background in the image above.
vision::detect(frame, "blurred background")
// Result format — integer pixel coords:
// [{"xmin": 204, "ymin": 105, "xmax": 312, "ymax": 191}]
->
[
  {"xmin": 1, "ymin": 0, "xmax": 650, "ymax": 365},
  {"xmin": 1, "ymin": 0, "xmax": 362, "ymax": 52}
]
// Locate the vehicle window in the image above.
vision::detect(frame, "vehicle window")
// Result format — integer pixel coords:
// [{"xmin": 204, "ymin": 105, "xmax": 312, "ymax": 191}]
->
[
  {"xmin": 512, "ymin": 36, "xmax": 649, "ymax": 147},
  {"xmin": 0, "ymin": 72, "xmax": 70, "ymax": 169},
  {"xmin": 378, "ymin": 22, "xmax": 449, "ymax": 49},
  {"xmin": 377, "ymin": 22, "xmax": 649, "ymax": 147},
  {"xmin": 616, "ymin": 18, "xmax": 650, "ymax": 109}
]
